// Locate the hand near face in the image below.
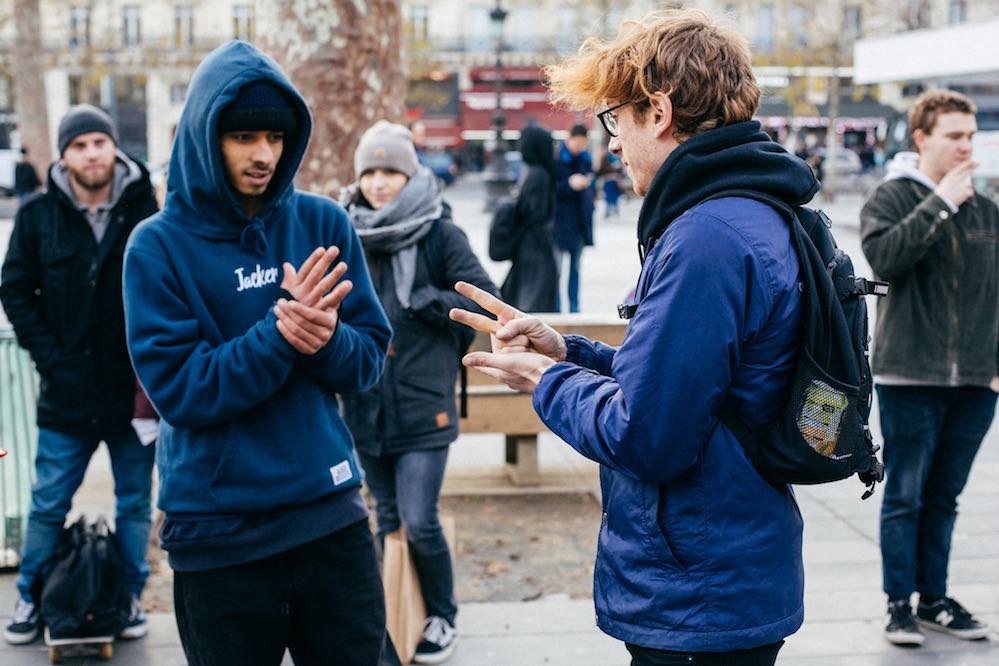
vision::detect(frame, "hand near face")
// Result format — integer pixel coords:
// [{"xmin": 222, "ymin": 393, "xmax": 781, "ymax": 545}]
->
[{"xmin": 935, "ymin": 160, "xmax": 978, "ymax": 208}]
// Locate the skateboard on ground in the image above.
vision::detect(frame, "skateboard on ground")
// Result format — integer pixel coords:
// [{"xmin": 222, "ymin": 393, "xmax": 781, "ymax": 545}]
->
[{"xmin": 44, "ymin": 627, "xmax": 113, "ymax": 663}]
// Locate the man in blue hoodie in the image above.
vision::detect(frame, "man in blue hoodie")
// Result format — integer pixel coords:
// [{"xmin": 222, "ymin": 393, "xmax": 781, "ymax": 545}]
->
[
  {"xmin": 451, "ymin": 9, "xmax": 818, "ymax": 665},
  {"xmin": 122, "ymin": 41, "xmax": 394, "ymax": 665}
]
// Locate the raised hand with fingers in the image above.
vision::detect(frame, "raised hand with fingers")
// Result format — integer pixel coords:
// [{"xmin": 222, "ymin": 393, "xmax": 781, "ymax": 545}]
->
[
  {"xmin": 276, "ymin": 246, "xmax": 354, "ymax": 353},
  {"xmin": 448, "ymin": 281, "xmax": 567, "ymax": 361},
  {"xmin": 280, "ymin": 245, "xmax": 346, "ymax": 308}
]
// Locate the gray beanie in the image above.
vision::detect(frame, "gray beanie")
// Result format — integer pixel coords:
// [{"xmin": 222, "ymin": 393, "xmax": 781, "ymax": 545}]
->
[
  {"xmin": 58, "ymin": 104, "xmax": 118, "ymax": 156},
  {"xmin": 354, "ymin": 120, "xmax": 419, "ymax": 179}
]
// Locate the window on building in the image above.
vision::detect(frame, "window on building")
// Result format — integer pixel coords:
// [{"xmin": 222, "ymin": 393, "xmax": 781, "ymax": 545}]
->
[
  {"xmin": 557, "ymin": 4, "xmax": 576, "ymax": 52},
  {"xmin": 845, "ymin": 6, "xmax": 862, "ymax": 41},
  {"xmin": 509, "ymin": 7, "xmax": 536, "ymax": 52},
  {"xmin": 905, "ymin": 0, "xmax": 930, "ymax": 29},
  {"xmin": 170, "ymin": 83, "xmax": 188, "ymax": 105},
  {"xmin": 69, "ymin": 6, "xmax": 90, "ymax": 48},
  {"xmin": 790, "ymin": 5, "xmax": 809, "ymax": 49},
  {"xmin": 122, "ymin": 5, "xmax": 141, "ymax": 46},
  {"xmin": 68, "ymin": 75, "xmax": 101, "ymax": 106},
  {"xmin": 407, "ymin": 4, "xmax": 429, "ymax": 41},
  {"xmin": 233, "ymin": 5, "xmax": 254, "ymax": 41},
  {"xmin": 174, "ymin": 5, "xmax": 194, "ymax": 47},
  {"xmin": 465, "ymin": 6, "xmax": 491, "ymax": 52},
  {"xmin": 755, "ymin": 4, "xmax": 775, "ymax": 54},
  {"xmin": 948, "ymin": 0, "xmax": 966, "ymax": 24}
]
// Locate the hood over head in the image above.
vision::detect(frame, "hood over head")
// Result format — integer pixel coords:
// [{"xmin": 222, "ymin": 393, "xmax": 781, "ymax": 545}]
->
[
  {"xmin": 519, "ymin": 125, "xmax": 555, "ymax": 180},
  {"xmin": 637, "ymin": 120, "xmax": 819, "ymax": 251},
  {"xmin": 165, "ymin": 40, "xmax": 313, "ymax": 247}
]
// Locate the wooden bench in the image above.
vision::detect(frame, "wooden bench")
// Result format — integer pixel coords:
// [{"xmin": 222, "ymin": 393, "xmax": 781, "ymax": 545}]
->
[{"xmin": 457, "ymin": 314, "xmax": 627, "ymax": 485}]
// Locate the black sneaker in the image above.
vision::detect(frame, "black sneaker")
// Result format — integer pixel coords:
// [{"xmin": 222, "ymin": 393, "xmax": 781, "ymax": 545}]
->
[
  {"xmin": 412, "ymin": 616, "xmax": 457, "ymax": 664},
  {"xmin": 885, "ymin": 599, "xmax": 924, "ymax": 646},
  {"xmin": 916, "ymin": 596, "xmax": 990, "ymax": 640},
  {"xmin": 3, "ymin": 598, "xmax": 39, "ymax": 645},
  {"xmin": 117, "ymin": 595, "xmax": 148, "ymax": 639}
]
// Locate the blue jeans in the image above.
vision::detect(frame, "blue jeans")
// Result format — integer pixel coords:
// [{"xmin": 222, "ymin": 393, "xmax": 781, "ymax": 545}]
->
[
  {"xmin": 358, "ymin": 447, "xmax": 457, "ymax": 624},
  {"xmin": 16, "ymin": 427, "xmax": 155, "ymax": 603},
  {"xmin": 557, "ymin": 245, "xmax": 583, "ymax": 313},
  {"xmin": 877, "ymin": 385, "xmax": 996, "ymax": 600}
]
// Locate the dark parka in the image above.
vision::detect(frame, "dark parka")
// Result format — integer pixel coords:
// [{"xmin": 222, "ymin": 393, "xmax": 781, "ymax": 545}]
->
[
  {"xmin": 340, "ymin": 206, "xmax": 497, "ymax": 456},
  {"xmin": 500, "ymin": 126, "xmax": 558, "ymax": 312},
  {"xmin": 0, "ymin": 158, "xmax": 158, "ymax": 435}
]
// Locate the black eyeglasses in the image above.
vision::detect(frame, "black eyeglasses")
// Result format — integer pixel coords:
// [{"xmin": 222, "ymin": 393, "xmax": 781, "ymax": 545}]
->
[{"xmin": 597, "ymin": 101, "xmax": 631, "ymax": 137}]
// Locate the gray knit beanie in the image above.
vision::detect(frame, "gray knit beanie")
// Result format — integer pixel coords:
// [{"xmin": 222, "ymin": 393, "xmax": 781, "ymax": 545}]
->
[
  {"xmin": 58, "ymin": 104, "xmax": 118, "ymax": 156},
  {"xmin": 354, "ymin": 120, "xmax": 419, "ymax": 179}
]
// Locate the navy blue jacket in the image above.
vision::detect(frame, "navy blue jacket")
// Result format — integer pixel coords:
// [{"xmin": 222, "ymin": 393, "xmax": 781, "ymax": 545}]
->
[
  {"xmin": 123, "ymin": 41, "xmax": 391, "ymax": 568},
  {"xmin": 533, "ymin": 121, "xmax": 819, "ymax": 651},
  {"xmin": 554, "ymin": 142, "xmax": 595, "ymax": 251}
]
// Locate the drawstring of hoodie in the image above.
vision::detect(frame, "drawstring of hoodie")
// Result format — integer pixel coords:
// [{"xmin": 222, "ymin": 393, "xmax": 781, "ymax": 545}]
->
[{"xmin": 240, "ymin": 220, "xmax": 268, "ymax": 255}]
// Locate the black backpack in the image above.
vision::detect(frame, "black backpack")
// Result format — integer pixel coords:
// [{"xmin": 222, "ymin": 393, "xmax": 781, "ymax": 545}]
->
[
  {"xmin": 39, "ymin": 516, "xmax": 131, "ymax": 639},
  {"xmin": 711, "ymin": 190, "xmax": 888, "ymax": 499}
]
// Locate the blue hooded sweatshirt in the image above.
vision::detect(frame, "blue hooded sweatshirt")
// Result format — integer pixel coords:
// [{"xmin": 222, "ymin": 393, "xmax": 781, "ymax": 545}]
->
[
  {"xmin": 533, "ymin": 121, "xmax": 819, "ymax": 651},
  {"xmin": 123, "ymin": 41, "xmax": 392, "ymax": 570}
]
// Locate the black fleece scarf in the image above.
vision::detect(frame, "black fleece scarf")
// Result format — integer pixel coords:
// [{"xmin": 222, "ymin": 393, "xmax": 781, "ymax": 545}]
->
[{"xmin": 636, "ymin": 121, "xmax": 820, "ymax": 253}]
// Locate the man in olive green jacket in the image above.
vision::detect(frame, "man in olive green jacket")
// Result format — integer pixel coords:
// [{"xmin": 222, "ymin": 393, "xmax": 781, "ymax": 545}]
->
[{"xmin": 861, "ymin": 89, "xmax": 999, "ymax": 648}]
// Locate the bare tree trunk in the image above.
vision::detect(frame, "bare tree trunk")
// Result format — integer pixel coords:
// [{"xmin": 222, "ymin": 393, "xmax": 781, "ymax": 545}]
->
[
  {"xmin": 258, "ymin": 1, "xmax": 406, "ymax": 196},
  {"xmin": 12, "ymin": 0, "xmax": 51, "ymax": 176}
]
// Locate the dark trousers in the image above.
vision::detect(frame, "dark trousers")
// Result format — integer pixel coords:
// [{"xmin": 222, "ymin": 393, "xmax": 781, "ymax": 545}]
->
[
  {"xmin": 174, "ymin": 519, "xmax": 399, "ymax": 666},
  {"xmin": 627, "ymin": 640, "xmax": 784, "ymax": 665},
  {"xmin": 877, "ymin": 384, "xmax": 996, "ymax": 600},
  {"xmin": 359, "ymin": 447, "xmax": 457, "ymax": 624}
]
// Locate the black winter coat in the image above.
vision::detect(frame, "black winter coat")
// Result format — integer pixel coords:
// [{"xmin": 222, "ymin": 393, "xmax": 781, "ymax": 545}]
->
[
  {"xmin": 0, "ymin": 161, "xmax": 158, "ymax": 435},
  {"xmin": 340, "ymin": 209, "xmax": 497, "ymax": 456},
  {"xmin": 500, "ymin": 165, "xmax": 558, "ymax": 312}
]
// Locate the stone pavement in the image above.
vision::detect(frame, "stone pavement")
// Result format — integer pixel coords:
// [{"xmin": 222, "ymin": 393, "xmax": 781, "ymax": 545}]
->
[{"xmin": 2, "ymin": 182, "xmax": 998, "ymax": 664}]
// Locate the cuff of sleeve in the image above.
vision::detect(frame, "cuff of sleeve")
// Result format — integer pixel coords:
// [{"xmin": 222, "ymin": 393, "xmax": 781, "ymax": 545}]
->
[
  {"xmin": 932, "ymin": 192, "xmax": 960, "ymax": 215},
  {"xmin": 563, "ymin": 335, "xmax": 587, "ymax": 365},
  {"xmin": 309, "ymin": 319, "xmax": 355, "ymax": 363}
]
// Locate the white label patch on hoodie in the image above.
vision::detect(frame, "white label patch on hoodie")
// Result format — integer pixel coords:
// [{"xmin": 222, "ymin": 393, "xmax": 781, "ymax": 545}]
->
[
  {"xmin": 234, "ymin": 264, "xmax": 279, "ymax": 292},
  {"xmin": 330, "ymin": 460, "xmax": 353, "ymax": 486}
]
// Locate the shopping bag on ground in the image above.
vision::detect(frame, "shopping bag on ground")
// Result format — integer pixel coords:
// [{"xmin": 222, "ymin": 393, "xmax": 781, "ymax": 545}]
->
[{"xmin": 383, "ymin": 528, "xmax": 426, "ymax": 664}]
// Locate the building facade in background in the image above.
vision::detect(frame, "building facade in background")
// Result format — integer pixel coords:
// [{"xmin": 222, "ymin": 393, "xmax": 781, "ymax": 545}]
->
[{"xmin": 0, "ymin": 1, "xmax": 995, "ymax": 168}]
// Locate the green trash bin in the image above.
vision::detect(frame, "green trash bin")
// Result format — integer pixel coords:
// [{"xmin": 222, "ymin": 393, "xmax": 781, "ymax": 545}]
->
[{"xmin": 0, "ymin": 327, "xmax": 38, "ymax": 570}]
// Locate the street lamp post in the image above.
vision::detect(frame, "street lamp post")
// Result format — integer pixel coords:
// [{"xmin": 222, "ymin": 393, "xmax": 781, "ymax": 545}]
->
[{"xmin": 484, "ymin": 0, "xmax": 515, "ymax": 210}]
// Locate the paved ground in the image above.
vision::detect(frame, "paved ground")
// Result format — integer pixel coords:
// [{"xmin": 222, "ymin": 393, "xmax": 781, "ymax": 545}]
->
[{"xmin": 2, "ymin": 181, "xmax": 998, "ymax": 664}]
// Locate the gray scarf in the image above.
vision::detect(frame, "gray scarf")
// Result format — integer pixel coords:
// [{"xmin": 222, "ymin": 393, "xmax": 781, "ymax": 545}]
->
[{"xmin": 343, "ymin": 166, "xmax": 443, "ymax": 308}]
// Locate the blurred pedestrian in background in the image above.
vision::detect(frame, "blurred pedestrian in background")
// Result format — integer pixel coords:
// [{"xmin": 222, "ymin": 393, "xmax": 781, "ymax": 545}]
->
[
  {"xmin": 13, "ymin": 147, "xmax": 41, "ymax": 204},
  {"xmin": 555, "ymin": 124, "xmax": 595, "ymax": 313},
  {"xmin": 498, "ymin": 125, "xmax": 557, "ymax": 312}
]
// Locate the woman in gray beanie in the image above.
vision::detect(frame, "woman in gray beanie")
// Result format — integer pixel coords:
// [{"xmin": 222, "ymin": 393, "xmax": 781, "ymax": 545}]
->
[{"xmin": 340, "ymin": 120, "xmax": 497, "ymax": 664}]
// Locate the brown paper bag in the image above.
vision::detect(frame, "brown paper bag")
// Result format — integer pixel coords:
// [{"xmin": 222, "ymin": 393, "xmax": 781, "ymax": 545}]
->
[{"xmin": 383, "ymin": 528, "xmax": 427, "ymax": 664}]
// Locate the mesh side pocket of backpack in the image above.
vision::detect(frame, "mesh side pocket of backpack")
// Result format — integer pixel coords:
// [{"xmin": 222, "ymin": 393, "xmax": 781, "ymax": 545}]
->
[{"xmin": 775, "ymin": 351, "xmax": 865, "ymax": 484}]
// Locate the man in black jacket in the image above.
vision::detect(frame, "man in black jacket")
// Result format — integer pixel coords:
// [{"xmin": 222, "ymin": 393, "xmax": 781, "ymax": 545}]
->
[
  {"xmin": 861, "ymin": 89, "xmax": 999, "ymax": 647},
  {"xmin": 14, "ymin": 147, "xmax": 42, "ymax": 203},
  {"xmin": 1, "ymin": 105, "xmax": 158, "ymax": 645}
]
